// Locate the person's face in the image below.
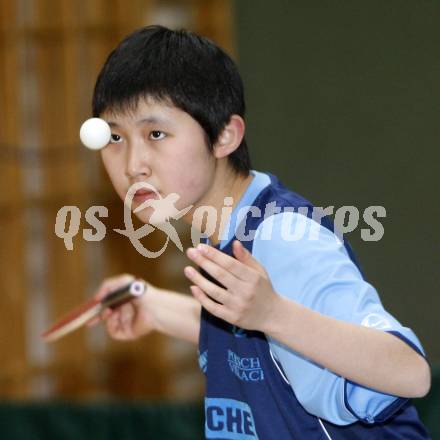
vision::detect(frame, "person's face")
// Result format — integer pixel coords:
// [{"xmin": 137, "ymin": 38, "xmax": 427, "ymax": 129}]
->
[{"xmin": 100, "ymin": 98, "xmax": 217, "ymax": 225}]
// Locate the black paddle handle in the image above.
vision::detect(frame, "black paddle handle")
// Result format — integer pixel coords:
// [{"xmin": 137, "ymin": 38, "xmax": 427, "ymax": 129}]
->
[{"xmin": 101, "ymin": 280, "xmax": 146, "ymax": 310}]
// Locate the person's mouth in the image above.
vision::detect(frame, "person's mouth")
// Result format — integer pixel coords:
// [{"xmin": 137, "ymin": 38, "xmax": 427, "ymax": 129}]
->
[{"xmin": 133, "ymin": 189, "xmax": 157, "ymax": 203}]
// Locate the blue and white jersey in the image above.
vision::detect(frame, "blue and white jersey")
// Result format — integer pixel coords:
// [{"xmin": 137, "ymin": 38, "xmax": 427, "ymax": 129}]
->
[{"xmin": 198, "ymin": 170, "xmax": 429, "ymax": 439}]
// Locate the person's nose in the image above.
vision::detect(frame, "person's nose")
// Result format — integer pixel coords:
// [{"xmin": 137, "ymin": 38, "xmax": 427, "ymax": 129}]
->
[{"xmin": 125, "ymin": 137, "xmax": 152, "ymax": 179}]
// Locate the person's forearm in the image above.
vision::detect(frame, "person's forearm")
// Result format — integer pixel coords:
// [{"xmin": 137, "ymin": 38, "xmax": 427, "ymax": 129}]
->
[
  {"xmin": 263, "ymin": 296, "xmax": 431, "ymax": 398},
  {"xmin": 148, "ymin": 285, "xmax": 201, "ymax": 344}
]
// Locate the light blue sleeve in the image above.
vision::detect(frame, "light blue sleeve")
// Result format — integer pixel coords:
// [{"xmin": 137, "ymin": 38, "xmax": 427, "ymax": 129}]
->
[{"xmin": 252, "ymin": 211, "xmax": 425, "ymax": 425}]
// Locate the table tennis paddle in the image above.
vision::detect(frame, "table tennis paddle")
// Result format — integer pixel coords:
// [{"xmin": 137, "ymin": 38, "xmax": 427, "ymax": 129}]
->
[{"xmin": 42, "ymin": 280, "xmax": 146, "ymax": 342}]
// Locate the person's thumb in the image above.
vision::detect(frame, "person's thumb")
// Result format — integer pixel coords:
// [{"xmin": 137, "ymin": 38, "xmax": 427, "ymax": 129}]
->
[{"xmin": 232, "ymin": 240, "xmax": 265, "ymax": 275}]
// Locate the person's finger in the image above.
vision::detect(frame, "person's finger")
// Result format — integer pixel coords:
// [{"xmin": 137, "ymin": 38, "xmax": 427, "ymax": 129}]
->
[
  {"xmin": 195, "ymin": 243, "xmax": 256, "ymax": 281},
  {"xmin": 119, "ymin": 303, "xmax": 135, "ymax": 327},
  {"xmin": 190, "ymin": 285, "xmax": 230, "ymax": 321},
  {"xmin": 186, "ymin": 247, "xmax": 242, "ymax": 289},
  {"xmin": 184, "ymin": 266, "xmax": 230, "ymax": 304},
  {"xmin": 100, "ymin": 308, "xmax": 114, "ymax": 323},
  {"xmin": 232, "ymin": 240, "xmax": 265, "ymax": 274},
  {"xmin": 93, "ymin": 274, "xmax": 135, "ymax": 301},
  {"xmin": 87, "ymin": 307, "xmax": 114, "ymax": 327},
  {"xmin": 106, "ymin": 311, "xmax": 120, "ymax": 336}
]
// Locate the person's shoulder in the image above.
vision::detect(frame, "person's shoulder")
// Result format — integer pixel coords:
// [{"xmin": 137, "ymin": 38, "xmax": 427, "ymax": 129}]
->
[
  {"xmin": 251, "ymin": 171, "xmax": 336, "ymax": 236},
  {"xmin": 255, "ymin": 171, "xmax": 315, "ymax": 210}
]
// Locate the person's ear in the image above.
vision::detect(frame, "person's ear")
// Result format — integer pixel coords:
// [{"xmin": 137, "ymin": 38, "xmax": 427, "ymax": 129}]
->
[{"xmin": 213, "ymin": 115, "xmax": 245, "ymax": 159}]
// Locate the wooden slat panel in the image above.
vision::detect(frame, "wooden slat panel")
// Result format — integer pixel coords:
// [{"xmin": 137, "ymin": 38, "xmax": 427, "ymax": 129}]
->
[
  {"xmin": 33, "ymin": 0, "xmax": 89, "ymax": 396},
  {"xmin": 33, "ymin": 0, "xmax": 64, "ymax": 29},
  {"xmin": 0, "ymin": 0, "xmax": 16, "ymax": 32},
  {"xmin": 0, "ymin": 0, "xmax": 235, "ymax": 400},
  {"xmin": 0, "ymin": 0, "xmax": 27, "ymax": 397},
  {"xmin": 193, "ymin": 0, "xmax": 235, "ymax": 56},
  {"xmin": 114, "ymin": 0, "xmax": 150, "ymax": 36}
]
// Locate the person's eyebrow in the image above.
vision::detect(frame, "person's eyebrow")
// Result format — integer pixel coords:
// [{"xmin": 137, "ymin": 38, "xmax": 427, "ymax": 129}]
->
[
  {"xmin": 137, "ymin": 116, "xmax": 172, "ymax": 126},
  {"xmin": 107, "ymin": 116, "xmax": 172, "ymax": 128}
]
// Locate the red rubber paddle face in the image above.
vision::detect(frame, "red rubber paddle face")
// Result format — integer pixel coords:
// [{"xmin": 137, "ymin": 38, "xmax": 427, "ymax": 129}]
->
[
  {"xmin": 42, "ymin": 298, "xmax": 101, "ymax": 339},
  {"xmin": 41, "ymin": 281, "xmax": 146, "ymax": 342}
]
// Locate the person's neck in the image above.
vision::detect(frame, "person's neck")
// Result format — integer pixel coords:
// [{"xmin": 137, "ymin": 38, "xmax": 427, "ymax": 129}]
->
[
  {"xmin": 209, "ymin": 170, "xmax": 254, "ymax": 246},
  {"xmin": 184, "ymin": 164, "xmax": 254, "ymax": 247}
]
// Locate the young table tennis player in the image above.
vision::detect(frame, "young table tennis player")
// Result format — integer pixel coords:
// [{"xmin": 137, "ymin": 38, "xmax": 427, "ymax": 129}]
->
[{"xmin": 88, "ymin": 25, "xmax": 431, "ymax": 439}]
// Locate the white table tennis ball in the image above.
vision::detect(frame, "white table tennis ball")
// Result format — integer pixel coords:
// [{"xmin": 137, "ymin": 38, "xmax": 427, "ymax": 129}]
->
[{"xmin": 80, "ymin": 118, "xmax": 111, "ymax": 150}]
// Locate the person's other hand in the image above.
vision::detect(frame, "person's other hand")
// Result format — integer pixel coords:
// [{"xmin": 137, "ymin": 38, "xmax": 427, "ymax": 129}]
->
[{"xmin": 184, "ymin": 241, "xmax": 280, "ymax": 333}]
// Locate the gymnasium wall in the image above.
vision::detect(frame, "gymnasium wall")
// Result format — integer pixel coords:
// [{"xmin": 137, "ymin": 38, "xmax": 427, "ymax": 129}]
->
[{"xmin": 234, "ymin": 1, "xmax": 439, "ymax": 362}]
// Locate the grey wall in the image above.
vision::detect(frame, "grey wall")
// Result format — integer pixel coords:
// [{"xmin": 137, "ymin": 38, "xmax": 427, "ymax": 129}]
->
[{"xmin": 234, "ymin": 1, "xmax": 439, "ymax": 361}]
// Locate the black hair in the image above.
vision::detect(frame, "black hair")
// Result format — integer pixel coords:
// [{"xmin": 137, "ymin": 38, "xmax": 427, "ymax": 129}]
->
[{"xmin": 92, "ymin": 25, "xmax": 251, "ymax": 175}]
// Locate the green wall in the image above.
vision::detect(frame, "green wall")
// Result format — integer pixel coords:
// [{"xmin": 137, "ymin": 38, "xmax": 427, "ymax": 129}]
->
[{"xmin": 234, "ymin": 1, "xmax": 439, "ymax": 361}]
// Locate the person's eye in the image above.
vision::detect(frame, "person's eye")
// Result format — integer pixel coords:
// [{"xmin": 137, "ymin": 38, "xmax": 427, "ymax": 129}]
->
[
  {"xmin": 110, "ymin": 134, "xmax": 123, "ymax": 143},
  {"xmin": 149, "ymin": 131, "xmax": 166, "ymax": 140}
]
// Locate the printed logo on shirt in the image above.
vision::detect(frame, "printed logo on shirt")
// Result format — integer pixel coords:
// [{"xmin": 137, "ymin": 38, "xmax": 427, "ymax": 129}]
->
[
  {"xmin": 361, "ymin": 313, "xmax": 392, "ymax": 330},
  {"xmin": 228, "ymin": 349, "xmax": 264, "ymax": 382},
  {"xmin": 198, "ymin": 349, "xmax": 208, "ymax": 373},
  {"xmin": 205, "ymin": 397, "xmax": 259, "ymax": 440}
]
